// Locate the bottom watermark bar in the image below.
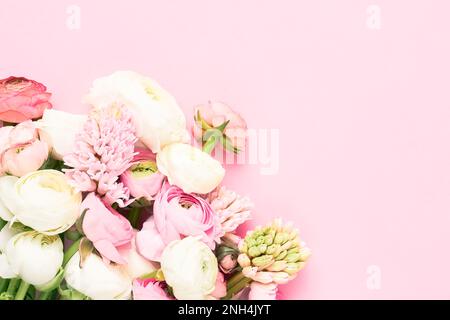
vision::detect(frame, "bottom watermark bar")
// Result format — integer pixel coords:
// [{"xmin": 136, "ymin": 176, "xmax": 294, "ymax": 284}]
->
[{"xmin": 178, "ymin": 303, "xmax": 271, "ymax": 318}]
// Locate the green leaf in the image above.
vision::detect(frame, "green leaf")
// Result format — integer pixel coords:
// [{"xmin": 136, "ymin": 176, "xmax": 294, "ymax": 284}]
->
[{"xmin": 39, "ymin": 157, "xmax": 65, "ymax": 171}]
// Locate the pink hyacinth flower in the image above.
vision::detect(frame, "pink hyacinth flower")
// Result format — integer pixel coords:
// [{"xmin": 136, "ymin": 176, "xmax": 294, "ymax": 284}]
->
[
  {"xmin": 208, "ymin": 186, "xmax": 253, "ymax": 235},
  {"xmin": 248, "ymin": 282, "xmax": 278, "ymax": 300},
  {"xmin": 81, "ymin": 192, "xmax": 134, "ymax": 264},
  {"xmin": 64, "ymin": 106, "xmax": 137, "ymax": 207}
]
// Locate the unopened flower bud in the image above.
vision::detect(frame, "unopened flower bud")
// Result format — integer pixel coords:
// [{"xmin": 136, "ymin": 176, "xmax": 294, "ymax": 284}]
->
[
  {"xmin": 237, "ymin": 253, "xmax": 251, "ymax": 268},
  {"xmin": 251, "ymin": 255, "xmax": 274, "ymax": 268},
  {"xmin": 266, "ymin": 261, "xmax": 287, "ymax": 272},
  {"xmin": 219, "ymin": 254, "xmax": 237, "ymax": 273},
  {"xmin": 299, "ymin": 247, "xmax": 311, "ymax": 261}
]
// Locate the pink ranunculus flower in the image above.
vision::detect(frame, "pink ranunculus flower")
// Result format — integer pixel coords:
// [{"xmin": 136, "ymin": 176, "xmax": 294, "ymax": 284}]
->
[
  {"xmin": 248, "ymin": 282, "xmax": 278, "ymax": 300},
  {"xmin": 120, "ymin": 148, "xmax": 165, "ymax": 201},
  {"xmin": 81, "ymin": 192, "xmax": 134, "ymax": 264},
  {"xmin": 0, "ymin": 121, "xmax": 49, "ymax": 177},
  {"xmin": 152, "ymin": 184, "xmax": 222, "ymax": 250},
  {"xmin": 135, "ymin": 217, "xmax": 166, "ymax": 262},
  {"xmin": 193, "ymin": 101, "xmax": 247, "ymax": 152},
  {"xmin": 132, "ymin": 278, "xmax": 172, "ymax": 300},
  {"xmin": 0, "ymin": 76, "xmax": 52, "ymax": 123}
]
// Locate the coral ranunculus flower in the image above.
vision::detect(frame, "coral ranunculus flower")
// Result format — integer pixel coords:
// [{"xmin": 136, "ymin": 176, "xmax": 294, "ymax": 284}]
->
[{"xmin": 0, "ymin": 76, "xmax": 52, "ymax": 123}]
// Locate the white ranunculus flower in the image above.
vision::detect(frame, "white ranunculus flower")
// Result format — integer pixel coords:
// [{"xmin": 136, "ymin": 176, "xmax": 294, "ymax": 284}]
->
[
  {"xmin": 0, "ymin": 223, "xmax": 22, "ymax": 279},
  {"xmin": 4, "ymin": 231, "xmax": 63, "ymax": 286},
  {"xmin": 84, "ymin": 70, "xmax": 189, "ymax": 153},
  {"xmin": 37, "ymin": 109, "xmax": 87, "ymax": 160},
  {"xmin": 157, "ymin": 143, "xmax": 225, "ymax": 194},
  {"xmin": 0, "ymin": 176, "xmax": 17, "ymax": 221},
  {"xmin": 161, "ymin": 237, "xmax": 218, "ymax": 300},
  {"xmin": 0, "ymin": 170, "xmax": 82, "ymax": 235},
  {"xmin": 65, "ymin": 252, "xmax": 132, "ymax": 300}
]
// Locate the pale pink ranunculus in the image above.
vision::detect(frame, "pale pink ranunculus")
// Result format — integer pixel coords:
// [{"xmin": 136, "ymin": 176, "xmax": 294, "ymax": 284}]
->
[
  {"xmin": 0, "ymin": 76, "xmax": 52, "ymax": 123},
  {"xmin": 120, "ymin": 148, "xmax": 165, "ymax": 201},
  {"xmin": 135, "ymin": 217, "xmax": 166, "ymax": 262},
  {"xmin": 193, "ymin": 101, "xmax": 247, "ymax": 151},
  {"xmin": 248, "ymin": 282, "xmax": 278, "ymax": 300},
  {"xmin": 132, "ymin": 278, "xmax": 172, "ymax": 300},
  {"xmin": 81, "ymin": 192, "xmax": 134, "ymax": 264},
  {"xmin": 153, "ymin": 184, "xmax": 221, "ymax": 250},
  {"xmin": 210, "ymin": 272, "xmax": 227, "ymax": 299},
  {"xmin": 0, "ymin": 121, "xmax": 49, "ymax": 177}
]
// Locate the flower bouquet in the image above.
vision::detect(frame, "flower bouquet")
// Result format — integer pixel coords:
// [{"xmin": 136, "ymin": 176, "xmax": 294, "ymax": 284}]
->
[{"xmin": 0, "ymin": 72, "xmax": 310, "ymax": 300}]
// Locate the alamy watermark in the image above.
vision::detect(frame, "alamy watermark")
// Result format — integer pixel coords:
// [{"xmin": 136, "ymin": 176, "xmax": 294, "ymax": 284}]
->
[
  {"xmin": 366, "ymin": 265, "xmax": 382, "ymax": 290},
  {"xmin": 366, "ymin": 5, "xmax": 382, "ymax": 30},
  {"xmin": 66, "ymin": 5, "xmax": 81, "ymax": 30}
]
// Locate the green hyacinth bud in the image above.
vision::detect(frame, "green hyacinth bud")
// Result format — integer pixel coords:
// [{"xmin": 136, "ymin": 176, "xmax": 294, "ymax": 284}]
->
[{"xmin": 237, "ymin": 219, "xmax": 311, "ymax": 279}]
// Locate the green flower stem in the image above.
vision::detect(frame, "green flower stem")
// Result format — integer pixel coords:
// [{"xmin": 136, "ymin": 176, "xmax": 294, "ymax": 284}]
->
[
  {"xmin": 0, "ymin": 278, "xmax": 9, "ymax": 292},
  {"xmin": 6, "ymin": 278, "xmax": 21, "ymax": 296},
  {"xmin": 63, "ymin": 238, "xmax": 82, "ymax": 267},
  {"xmin": 0, "ymin": 219, "xmax": 6, "ymax": 230},
  {"xmin": 14, "ymin": 281, "xmax": 30, "ymax": 300},
  {"xmin": 128, "ymin": 207, "xmax": 141, "ymax": 228},
  {"xmin": 223, "ymin": 274, "xmax": 252, "ymax": 300},
  {"xmin": 226, "ymin": 271, "xmax": 246, "ymax": 289},
  {"xmin": 39, "ymin": 290, "xmax": 53, "ymax": 300},
  {"xmin": 202, "ymin": 135, "xmax": 219, "ymax": 154}
]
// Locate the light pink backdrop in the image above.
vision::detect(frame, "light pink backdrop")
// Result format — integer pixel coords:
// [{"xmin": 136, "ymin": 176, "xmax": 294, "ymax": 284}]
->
[{"xmin": 2, "ymin": 0, "xmax": 450, "ymax": 299}]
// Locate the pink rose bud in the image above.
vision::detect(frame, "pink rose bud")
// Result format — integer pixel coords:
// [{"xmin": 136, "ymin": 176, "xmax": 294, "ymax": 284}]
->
[
  {"xmin": 132, "ymin": 278, "xmax": 172, "ymax": 300},
  {"xmin": 219, "ymin": 254, "xmax": 238, "ymax": 273},
  {"xmin": 0, "ymin": 76, "xmax": 52, "ymax": 123},
  {"xmin": 120, "ymin": 148, "xmax": 165, "ymax": 201},
  {"xmin": 193, "ymin": 101, "xmax": 247, "ymax": 153},
  {"xmin": 0, "ymin": 121, "xmax": 49, "ymax": 177},
  {"xmin": 81, "ymin": 192, "xmax": 134, "ymax": 264}
]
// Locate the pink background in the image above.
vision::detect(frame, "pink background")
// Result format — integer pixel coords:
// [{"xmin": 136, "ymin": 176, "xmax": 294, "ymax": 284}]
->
[{"xmin": 1, "ymin": 0, "xmax": 450, "ymax": 299}]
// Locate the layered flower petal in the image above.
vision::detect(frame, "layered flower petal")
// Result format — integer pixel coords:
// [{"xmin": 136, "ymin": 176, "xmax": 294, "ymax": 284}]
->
[
  {"xmin": 81, "ymin": 193, "xmax": 134, "ymax": 264},
  {"xmin": 156, "ymin": 143, "xmax": 225, "ymax": 194},
  {"xmin": 0, "ymin": 76, "xmax": 52, "ymax": 123}
]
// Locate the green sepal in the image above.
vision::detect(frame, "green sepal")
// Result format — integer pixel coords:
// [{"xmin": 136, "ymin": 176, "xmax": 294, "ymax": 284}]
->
[
  {"xmin": 79, "ymin": 237, "xmax": 94, "ymax": 268},
  {"xmin": 221, "ymin": 135, "xmax": 240, "ymax": 154},
  {"xmin": 75, "ymin": 208, "xmax": 88, "ymax": 235},
  {"xmin": 58, "ymin": 284, "xmax": 90, "ymax": 300}
]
